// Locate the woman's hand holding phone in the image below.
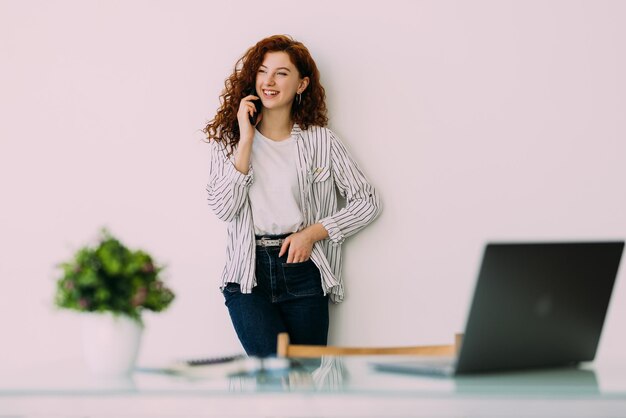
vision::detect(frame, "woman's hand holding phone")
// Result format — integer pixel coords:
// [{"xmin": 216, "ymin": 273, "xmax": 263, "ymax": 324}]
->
[
  {"xmin": 247, "ymin": 90, "xmax": 262, "ymax": 125},
  {"xmin": 237, "ymin": 91, "xmax": 262, "ymax": 144},
  {"xmin": 234, "ymin": 91, "xmax": 261, "ymax": 175}
]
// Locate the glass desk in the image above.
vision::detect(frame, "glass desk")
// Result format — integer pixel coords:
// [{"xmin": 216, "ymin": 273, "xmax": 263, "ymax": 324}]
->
[{"xmin": 2, "ymin": 357, "xmax": 626, "ymax": 417}]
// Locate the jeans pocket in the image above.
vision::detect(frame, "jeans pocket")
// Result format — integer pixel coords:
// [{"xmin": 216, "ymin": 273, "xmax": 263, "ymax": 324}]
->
[{"xmin": 281, "ymin": 260, "xmax": 323, "ymax": 297}]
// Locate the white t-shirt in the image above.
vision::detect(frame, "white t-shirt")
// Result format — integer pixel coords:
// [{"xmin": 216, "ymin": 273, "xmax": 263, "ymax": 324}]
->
[{"xmin": 249, "ymin": 128, "xmax": 303, "ymax": 235}]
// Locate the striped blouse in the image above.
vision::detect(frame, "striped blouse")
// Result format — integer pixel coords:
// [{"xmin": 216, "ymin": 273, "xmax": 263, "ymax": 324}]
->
[{"xmin": 206, "ymin": 124, "xmax": 382, "ymax": 303}]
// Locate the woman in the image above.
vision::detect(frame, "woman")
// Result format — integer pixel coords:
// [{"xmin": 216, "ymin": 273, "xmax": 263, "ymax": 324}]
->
[{"xmin": 204, "ymin": 35, "xmax": 381, "ymax": 357}]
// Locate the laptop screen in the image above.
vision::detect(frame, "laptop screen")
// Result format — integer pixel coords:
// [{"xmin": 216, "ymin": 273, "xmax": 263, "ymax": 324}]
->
[{"xmin": 455, "ymin": 241, "xmax": 623, "ymax": 374}]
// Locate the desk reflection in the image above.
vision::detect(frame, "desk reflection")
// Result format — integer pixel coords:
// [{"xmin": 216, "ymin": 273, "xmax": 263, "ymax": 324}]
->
[
  {"xmin": 454, "ymin": 367, "xmax": 599, "ymax": 395},
  {"xmin": 227, "ymin": 356, "xmax": 347, "ymax": 392}
]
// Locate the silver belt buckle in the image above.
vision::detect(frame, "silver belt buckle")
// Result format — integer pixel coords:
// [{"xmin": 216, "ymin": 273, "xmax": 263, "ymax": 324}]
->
[{"xmin": 257, "ymin": 237, "xmax": 284, "ymax": 247}]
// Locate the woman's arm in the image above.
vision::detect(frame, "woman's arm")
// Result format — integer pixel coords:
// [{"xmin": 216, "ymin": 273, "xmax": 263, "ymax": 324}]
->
[
  {"xmin": 280, "ymin": 130, "xmax": 381, "ymax": 262},
  {"xmin": 206, "ymin": 94, "xmax": 260, "ymax": 222},
  {"xmin": 319, "ymin": 130, "xmax": 382, "ymax": 245},
  {"xmin": 206, "ymin": 140, "xmax": 253, "ymax": 222}
]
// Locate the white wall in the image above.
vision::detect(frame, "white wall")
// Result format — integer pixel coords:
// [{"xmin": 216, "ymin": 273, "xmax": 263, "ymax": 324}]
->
[{"xmin": 1, "ymin": 0, "xmax": 625, "ymax": 371}]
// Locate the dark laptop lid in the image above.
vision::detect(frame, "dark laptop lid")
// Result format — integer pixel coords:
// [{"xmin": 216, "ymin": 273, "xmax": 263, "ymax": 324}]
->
[{"xmin": 455, "ymin": 242, "xmax": 624, "ymax": 375}]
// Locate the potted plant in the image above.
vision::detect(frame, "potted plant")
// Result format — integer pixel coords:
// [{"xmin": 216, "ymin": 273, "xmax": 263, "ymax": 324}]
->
[{"xmin": 55, "ymin": 228, "xmax": 175, "ymax": 376}]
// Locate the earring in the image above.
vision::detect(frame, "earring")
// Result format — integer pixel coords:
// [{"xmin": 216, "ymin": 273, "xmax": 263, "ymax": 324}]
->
[{"xmin": 297, "ymin": 93, "xmax": 302, "ymax": 105}]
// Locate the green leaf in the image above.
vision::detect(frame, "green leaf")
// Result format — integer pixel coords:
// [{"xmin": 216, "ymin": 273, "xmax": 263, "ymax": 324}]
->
[{"xmin": 53, "ymin": 228, "xmax": 175, "ymax": 318}]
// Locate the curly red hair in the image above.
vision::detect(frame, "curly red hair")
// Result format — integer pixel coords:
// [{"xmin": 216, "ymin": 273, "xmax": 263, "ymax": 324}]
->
[{"xmin": 203, "ymin": 35, "xmax": 328, "ymax": 152}]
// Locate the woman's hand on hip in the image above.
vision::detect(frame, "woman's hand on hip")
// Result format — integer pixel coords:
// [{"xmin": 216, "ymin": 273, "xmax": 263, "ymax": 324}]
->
[
  {"xmin": 279, "ymin": 230, "xmax": 314, "ymax": 263},
  {"xmin": 279, "ymin": 224, "xmax": 329, "ymax": 263}
]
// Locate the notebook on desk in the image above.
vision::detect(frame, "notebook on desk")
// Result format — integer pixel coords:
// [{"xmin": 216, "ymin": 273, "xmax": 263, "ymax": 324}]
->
[{"xmin": 372, "ymin": 241, "xmax": 624, "ymax": 377}]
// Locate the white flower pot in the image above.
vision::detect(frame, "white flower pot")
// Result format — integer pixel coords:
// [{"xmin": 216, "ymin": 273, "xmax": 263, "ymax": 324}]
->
[{"xmin": 81, "ymin": 312, "xmax": 143, "ymax": 376}]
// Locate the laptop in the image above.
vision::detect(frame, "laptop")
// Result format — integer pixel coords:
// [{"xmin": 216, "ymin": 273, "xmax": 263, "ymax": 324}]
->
[{"xmin": 372, "ymin": 241, "xmax": 624, "ymax": 376}]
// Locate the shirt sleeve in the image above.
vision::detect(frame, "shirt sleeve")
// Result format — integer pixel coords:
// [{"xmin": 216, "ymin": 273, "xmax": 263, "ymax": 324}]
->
[
  {"xmin": 319, "ymin": 130, "xmax": 382, "ymax": 244},
  {"xmin": 206, "ymin": 140, "xmax": 254, "ymax": 222}
]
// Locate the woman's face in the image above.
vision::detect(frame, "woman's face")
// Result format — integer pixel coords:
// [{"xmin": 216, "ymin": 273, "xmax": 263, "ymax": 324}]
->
[{"xmin": 255, "ymin": 51, "xmax": 309, "ymax": 111}]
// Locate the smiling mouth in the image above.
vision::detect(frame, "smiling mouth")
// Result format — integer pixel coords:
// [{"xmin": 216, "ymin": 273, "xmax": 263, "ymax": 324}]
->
[{"xmin": 262, "ymin": 89, "xmax": 279, "ymax": 97}]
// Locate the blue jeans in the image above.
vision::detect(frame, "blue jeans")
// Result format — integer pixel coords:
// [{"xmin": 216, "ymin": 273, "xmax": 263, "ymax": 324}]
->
[{"xmin": 223, "ymin": 237, "xmax": 329, "ymax": 357}]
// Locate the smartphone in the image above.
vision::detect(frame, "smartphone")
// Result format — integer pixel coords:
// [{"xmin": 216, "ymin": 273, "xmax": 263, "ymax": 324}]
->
[{"xmin": 246, "ymin": 89, "xmax": 262, "ymax": 125}]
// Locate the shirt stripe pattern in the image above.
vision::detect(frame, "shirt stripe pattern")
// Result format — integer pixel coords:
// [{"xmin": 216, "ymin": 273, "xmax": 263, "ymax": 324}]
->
[{"xmin": 206, "ymin": 124, "xmax": 381, "ymax": 303}]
